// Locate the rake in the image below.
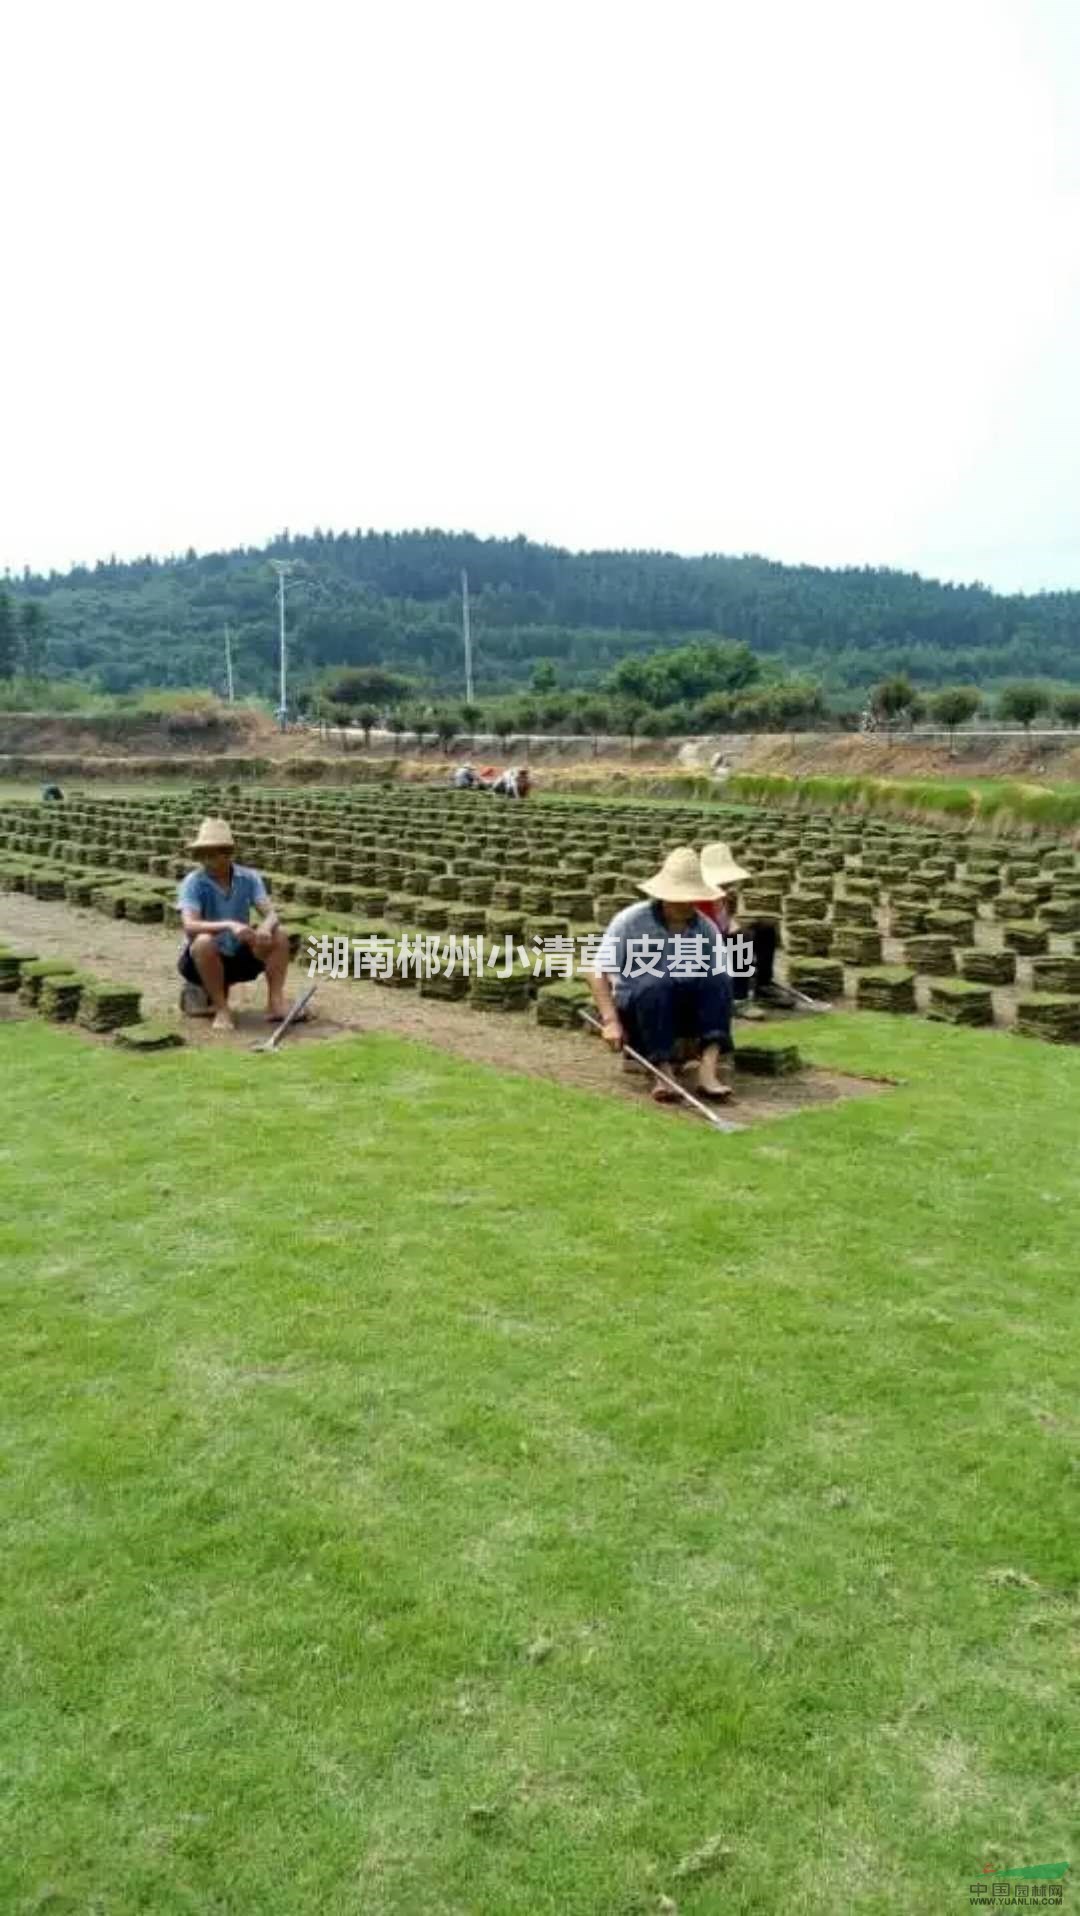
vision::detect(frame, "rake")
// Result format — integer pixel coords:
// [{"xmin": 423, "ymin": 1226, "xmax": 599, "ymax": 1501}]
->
[
  {"xmin": 577, "ymin": 1008, "xmax": 743, "ymax": 1133},
  {"xmin": 251, "ymin": 983, "xmax": 318, "ymax": 1052}
]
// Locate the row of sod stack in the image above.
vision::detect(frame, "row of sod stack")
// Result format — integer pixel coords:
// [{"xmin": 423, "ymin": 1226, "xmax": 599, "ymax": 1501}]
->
[
  {"xmin": 4, "ymin": 781, "xmax": 1080, "ymax": 1043},
  {"xmin": 0, "ymin": 946, "xmax": 148, "ymax": 1039}
]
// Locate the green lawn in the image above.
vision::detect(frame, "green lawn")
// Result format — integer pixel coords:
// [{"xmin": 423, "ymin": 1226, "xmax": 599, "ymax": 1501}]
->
[{"xmin": 1, "ymin": 1016, "xmax": 1077, "ymax": 1914}]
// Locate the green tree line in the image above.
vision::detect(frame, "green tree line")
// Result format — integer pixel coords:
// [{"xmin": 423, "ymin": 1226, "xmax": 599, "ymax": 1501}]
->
[{"xmin": 7, "ymin": 526, "xmax": 1080, "ymax": 699}]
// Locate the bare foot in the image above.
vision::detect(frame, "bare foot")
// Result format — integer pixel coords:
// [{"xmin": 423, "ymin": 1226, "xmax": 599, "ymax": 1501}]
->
[
  {"xmin": 650, "ymin": 1080, "xmax": 680, "ymax": 1103},
  {"xmin": 211, "ymin": 1008, "xmax": 236, "ymax": 1033},
  {"xmin": 698, "ymin": 1077, "xmax": 734, "ymax": 1102}
]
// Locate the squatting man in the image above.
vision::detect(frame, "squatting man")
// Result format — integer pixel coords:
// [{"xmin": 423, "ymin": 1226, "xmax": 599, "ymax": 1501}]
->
[
  {"xmin": 589, "ymin": 845, "xmax": 741, "ymax": 1104},
  {"xmin": 177, "ymin": 817, "xmax": 298, "ymax": 1034}
]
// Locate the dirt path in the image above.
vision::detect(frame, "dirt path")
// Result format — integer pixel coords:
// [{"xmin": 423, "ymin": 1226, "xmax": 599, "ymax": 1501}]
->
[{"xmin": 0, "ymin": 895, "xmax": 885, "ymax": 1130}]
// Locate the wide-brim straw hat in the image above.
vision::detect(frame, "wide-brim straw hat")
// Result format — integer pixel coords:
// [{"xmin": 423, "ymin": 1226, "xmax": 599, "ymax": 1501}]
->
[
  {"xmin": 188, "ymin": 816, "xmax": 235, "ymax": 853},
  {"xmin": 638, "ymin": 845, "xmax": 720, "ymax": 903},
  {"xmin": 700, "ymin": 840, "xmax": 751, "ymax": 888}
]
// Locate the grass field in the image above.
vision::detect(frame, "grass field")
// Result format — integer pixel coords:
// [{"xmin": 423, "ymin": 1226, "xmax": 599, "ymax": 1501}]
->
[{"xmin": 2, "ymin": 1014, "xmax": 1077, "ymax": 1914}]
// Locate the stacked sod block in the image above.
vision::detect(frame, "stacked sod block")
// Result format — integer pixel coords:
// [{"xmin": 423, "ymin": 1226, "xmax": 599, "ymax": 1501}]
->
[
  {"xmin": 831, "ymin": 896, "xmax": 877, "ymax": 928},
  {"xmin": 926, "ymin": 979, "xmax": 995, "ymax": 1027},
  {"xmin": 901, "ymin": 934, "xmax": 956, "ymax": 974},
  {"xmin": 1002, "ymin": 921, "xmax": 1050, "ymax": 957},
  {"xmin": 535, "ymin": 977, "xmax": 593, "ymax": 1029},
  {"xmin": 1039, "ymin": 898, "xmax": 1080, "ymax": 933},
  {"xmin": 19, "ymin": 958, "xmax": 78, "ymax": 1007},
  {"xmin": 959, "ymin": 948, "xmax": 1016, "ymax": 986},
  {"xmin": 854, "ymin": 967, "xmax": 917, "ymax": 1013},
  {"xmin": 1014, "ymin": 994, "xmax": 1080, "ymax": 1044},
  {"xmin": 0, "ymin": 948, "xmax": 37, "ymax": 992},
  {"xmin": 469, "ymin": 962, "xmax": 534, "ymax": 1013},
  {"xmin": 925, "ymin": 909, "xmax": 976, "ymax": 944},
  {"xmin": 783, "ymin": 920, "xmax": 832, "ymax": 956},
  {"xmin": 77, "ymin": 981, "xmax": 143, "ymax": 1033},
  {"xmin": 787, "ymin": 956, "xmax": 845, "ymax": 1000},
  {"xmin": 38, "ymin": 973, "xmax": 91, "ymax": 1022},
  {"xmin": 1030, "ymin": 954, "xmax": 1080, "ymax": 993},
  {"xmin": 831, "ymin": 927, "xmax": 883, "ymax": 966}
]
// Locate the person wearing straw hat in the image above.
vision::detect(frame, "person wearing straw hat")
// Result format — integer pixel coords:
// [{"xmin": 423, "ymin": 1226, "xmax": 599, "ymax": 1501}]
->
[
  {"xmin": 589, "ymin": 845, "xmax": 734, "ymax": 1102},
  {"xmin": 698, "ymin": 841, "xmax": 790, "ymax": 1013},
  {"xmin": 177, "ymin": 818, "xmax": 293, "ymax": 1033}
]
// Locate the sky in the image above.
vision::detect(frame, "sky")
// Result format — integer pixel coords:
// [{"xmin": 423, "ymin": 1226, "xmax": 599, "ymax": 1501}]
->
[{"xmin": 3, "ymin": 0, "xmax": 1080, "ymax": 594}]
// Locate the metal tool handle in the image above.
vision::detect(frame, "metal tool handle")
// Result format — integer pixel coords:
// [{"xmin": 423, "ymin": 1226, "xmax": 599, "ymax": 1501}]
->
[
  {"xmin": 261, "ymin": 983, "xmax": 317, "ymax": 1050},
  {"xmin": 578, "ymin": 1007, "xmax": 742, "ymax": 1132}
]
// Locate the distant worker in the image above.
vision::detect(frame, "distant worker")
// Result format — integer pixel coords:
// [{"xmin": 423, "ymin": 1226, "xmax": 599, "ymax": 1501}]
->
[
  {"xmin": 697, "ymin": 841, "xmax": 794, "ymax": 1012},
  {"xmin": 41, "ymin": 782, "xmax": 64, "ymax": 803},
  {"xmin": 490, "ymin": 765, "xmax": 532, "ymax": 798},
  {"xmin": 177, "ymin": 817, "xmax": 296, "ymax": 1035},
  {"xmin": 452, "ymin": 764, "xmax": 480, "ymax": 789}
]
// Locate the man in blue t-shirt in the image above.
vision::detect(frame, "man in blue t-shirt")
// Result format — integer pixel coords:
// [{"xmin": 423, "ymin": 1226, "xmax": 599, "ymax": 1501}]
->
[{"xmin": 177, "ymin": 816, "xmax": 292, "ymax": 1032}]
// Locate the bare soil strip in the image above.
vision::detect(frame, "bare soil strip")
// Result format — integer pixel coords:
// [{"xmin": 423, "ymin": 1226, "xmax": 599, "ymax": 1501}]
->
[{"xmin": 0, "ymin": 895, "xmax": 887, "ymax": 1128}]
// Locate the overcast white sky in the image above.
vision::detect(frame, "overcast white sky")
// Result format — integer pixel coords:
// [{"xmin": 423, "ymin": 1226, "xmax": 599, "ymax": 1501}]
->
[{"xmin": 3, "ymin": 0, "xmax": 1080, "ymax": 592}]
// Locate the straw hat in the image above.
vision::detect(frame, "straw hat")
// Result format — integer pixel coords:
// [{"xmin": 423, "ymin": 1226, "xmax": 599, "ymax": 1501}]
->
[
  {"xmin": 700, "ymin": 841, "xmax": 751, "ymax": 888},
  {"xmin": 638, "ymin": 845, "xmax": 720, "ymax": 903},
  {"xmin": 188, "ymin": 816, "xmax": 235, "ymax": 853}
]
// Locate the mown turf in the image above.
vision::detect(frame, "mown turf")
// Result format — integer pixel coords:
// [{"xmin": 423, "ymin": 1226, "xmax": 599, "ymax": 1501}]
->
[{"xmin": 1, "ymin": 1016, "xmax": 1077, "ymax": 1914}]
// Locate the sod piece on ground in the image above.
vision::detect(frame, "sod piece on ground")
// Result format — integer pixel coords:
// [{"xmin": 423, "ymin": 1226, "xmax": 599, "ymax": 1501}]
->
[
  {"xmin": 959, "ymin": 948, "xmax": 1017, "ymax": 986},
  {"xmin": 733, "ymin": 1040, "xmax": 802, "ymax": 1074},
  {"xmin": 1014, "ymin": 992, "xmax": 1080, "ymax": 1044},
  {"xmin": 77, "ymin": 982, "xmax": 143, "ymax": 1033},
  {"xmin": 113, "ymin": 1021, "xmax": 187, "ymax": 1050},
  {"xmin": 926, "ymin": 978, "xmax": 995, "ymax": 1026},
  {"xmin": 854, "ymin": 967, "xmax": 917, "ymax": 1013},
  {"xmin": 786, "ymin": 955, "xmax": 845, "ymax": 999}
]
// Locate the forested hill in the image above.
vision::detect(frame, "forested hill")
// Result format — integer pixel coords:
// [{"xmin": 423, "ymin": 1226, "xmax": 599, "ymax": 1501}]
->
[{"xmin": 9, "ymin": 527, "xmax": 1080, "ymax": 696}]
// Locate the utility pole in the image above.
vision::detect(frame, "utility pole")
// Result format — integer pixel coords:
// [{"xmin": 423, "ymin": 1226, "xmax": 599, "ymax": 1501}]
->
[
  {"xmin": 461, "ymin": 568, "xmax": 474, "ymax": 705},
  {"xmin": 270, "ymin": 560, "xmax": 295, "ymax": 728},
  {"xmin": 224, "ymin": 624, "xmax": 235, "ymax": 704}
]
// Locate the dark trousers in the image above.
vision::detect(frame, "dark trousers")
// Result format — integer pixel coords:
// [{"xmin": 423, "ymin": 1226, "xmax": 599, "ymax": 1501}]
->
[
  {"xmin": 616, "ymin": 970, "xmax": 733, "ymax": 1064},
  {"xmin": 731, "ymin": 920, "xmax": 777, "ymax": 1001}
]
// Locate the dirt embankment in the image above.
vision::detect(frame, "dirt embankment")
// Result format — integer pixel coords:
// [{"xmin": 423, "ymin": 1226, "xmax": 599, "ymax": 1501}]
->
[
  {"xmin": 5, "ymin": 710, "xmax": 1080, "ymax": 788},
  {"xmin": 731, "ymin": 731, "xmax": 1080, "ymax": 782}
]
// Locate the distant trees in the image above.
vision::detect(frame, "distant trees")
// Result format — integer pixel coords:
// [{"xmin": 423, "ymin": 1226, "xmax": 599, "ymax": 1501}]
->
[
  {"xmin": 1056, "ymin": 690, "xmax": 1080, "ymax": 728},
  {"xmin": 15, "ymin": 526, "xmax": 1080, "ymax": 700},
  {"xmin": 997, "ymin": 682, "xmax": 1048, "ymax": 732},
  {"xmin": 928, "ymin": 686, "xmax": 981, "ymax": 738},
  {"xmin": 0, "ymin": 591, "xmax": 15, "ymax": 679},
  {"xmin": 317, "ymin": 665, "xmax": 411, "ymax": 709},
  {"xmin": 19, "ymin": 602, "xmax": 48, "ymax": 678},
  {"xmin": 609, "ymin": 638, "xmax": 759, "ymax": 710},
  {"xmin": 871, "ymin": 674, "xmax": 920, "ymax": 727}
]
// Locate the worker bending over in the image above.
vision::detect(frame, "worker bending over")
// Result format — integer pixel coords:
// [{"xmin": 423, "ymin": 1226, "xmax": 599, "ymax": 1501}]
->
[
  {"xmin": 697, "ymin": 841, "xmax": 792, "ymax": 1013},
  {"xmin": 177, "ymin": 817, "xmax": 293, "ymax": 1034},
  {"xmin": 590, "ymin": 846, "xmax": 734, "ymax": 1102}
]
